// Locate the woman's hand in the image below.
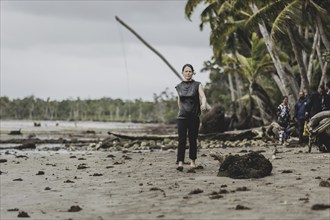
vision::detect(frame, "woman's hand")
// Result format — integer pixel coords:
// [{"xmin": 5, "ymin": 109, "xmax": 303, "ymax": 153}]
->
[{"xmin": 200, "ymin": 104, "xmax": 207, "ymax": 112}]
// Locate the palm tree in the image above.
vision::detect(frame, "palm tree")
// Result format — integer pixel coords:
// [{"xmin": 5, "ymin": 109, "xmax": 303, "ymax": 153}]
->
[
  {"xmin": 223, "ymin": 33, "xmax": 278, "ymax": 124},
  {"xmin": 246, "ymin": 0, "xmax": 330, "ymax": 92},
  {"xmin": 185, "ymin": 0, "xmax": 298, "ymax": 111}
]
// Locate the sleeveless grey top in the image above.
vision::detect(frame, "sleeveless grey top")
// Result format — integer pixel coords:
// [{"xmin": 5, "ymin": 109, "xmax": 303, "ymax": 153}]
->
[{"xmin": 175, "ymin": 80, "xmax": 201, "ymax": 119}]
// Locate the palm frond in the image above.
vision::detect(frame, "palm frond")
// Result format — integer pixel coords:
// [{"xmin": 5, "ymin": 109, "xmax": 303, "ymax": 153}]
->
[
  {"xmin": 270, "ymin": 0, "xmax": 302, "ymax": 44},
  {"xmin": 185, "ymin": 0, "xmax": 210, "ymax": 20},
  {"xmin": 245, "ymin": 0, "xmax": 289, "ymax": 30},
  {"xmin": 310, "ymin": 0, "xmax": 330, "ymax": 24}
]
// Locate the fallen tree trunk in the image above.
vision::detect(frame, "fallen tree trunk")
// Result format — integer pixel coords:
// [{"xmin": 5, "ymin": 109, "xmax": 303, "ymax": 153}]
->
[
  {"xmin": 0, "ymin": 138, "xmax": 97, "ymax": 145},
  {"xmin": 107, "ymin": 131, "xmax": 177, "ymax": 140},
  {"xmin": 108, "ymin": 129, "xmax": 257, "ymax": 141}
]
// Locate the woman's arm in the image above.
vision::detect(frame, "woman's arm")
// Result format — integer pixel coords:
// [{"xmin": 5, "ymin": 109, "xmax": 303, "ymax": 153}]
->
[{"xmin": 198, "ymin": 84, "xmax": 207, "ymax": 111}]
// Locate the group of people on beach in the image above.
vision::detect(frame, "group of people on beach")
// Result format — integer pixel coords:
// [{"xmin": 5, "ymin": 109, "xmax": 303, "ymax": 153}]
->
[
  {"xmin": 276, "ymin": 84, "xmax": 330, "ymax": 144},
  {"xmin": 174, "ymin": 63, "xmax": 330, "ymax": 171}
]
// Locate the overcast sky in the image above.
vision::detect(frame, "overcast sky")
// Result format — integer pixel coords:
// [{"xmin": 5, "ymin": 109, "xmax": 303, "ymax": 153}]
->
[{"xmin": 1, "ymin": 0, "xmax": 212, "ymax": 101}]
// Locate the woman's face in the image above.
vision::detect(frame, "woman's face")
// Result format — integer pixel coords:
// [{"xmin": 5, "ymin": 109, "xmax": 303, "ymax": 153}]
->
[
  {"xmin": 182, "ymin": 66, "xmax": 193, "ymax": 81},
  {"xmin": 283, "ymin": 97, "xmax": 288, "ymax": 105}
]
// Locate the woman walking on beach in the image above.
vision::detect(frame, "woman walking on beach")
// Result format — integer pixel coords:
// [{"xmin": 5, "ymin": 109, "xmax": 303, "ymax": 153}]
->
[{"xmin": 175, "ymin": 64, "xmax": 207, "ymax": 171}]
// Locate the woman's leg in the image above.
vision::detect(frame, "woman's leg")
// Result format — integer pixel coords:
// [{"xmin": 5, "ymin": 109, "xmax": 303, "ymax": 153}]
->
[
  {"xmin": 177, "ymin": 119, "xmax": 188, "ymax": 164},
  {"xmin": 188, "ymin": 117, "xmax": 200, "ymax": 166}
]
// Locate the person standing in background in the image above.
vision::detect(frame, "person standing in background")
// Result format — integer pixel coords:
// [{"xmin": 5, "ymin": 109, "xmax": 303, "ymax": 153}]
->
[
  {"xmin": 294, "ymin": 91, "xmax": 308, "ymax": 143},
  {"xmin": 320, "ymin": 85, "xmax": 330, "ymax": 111},
  {"xmin": 305, "ymin": 89, "xmax": 322, "ymax": 119},
  {"xmin": 277, "ymin": 96, "xmax": 291, "ymax": 143},
  {"xmin": 175, "ymin": 64, "xmax": 207, "ymax": 171}
]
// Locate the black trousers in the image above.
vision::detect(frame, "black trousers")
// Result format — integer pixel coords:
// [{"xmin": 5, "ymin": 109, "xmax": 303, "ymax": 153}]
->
[
  {"xmin": 177, "ymin": 117, "xmax": 200, "ymax": 162},
  {"xmin": 297, "ymin": 118, "xmax": 306, "ymax": 143}
]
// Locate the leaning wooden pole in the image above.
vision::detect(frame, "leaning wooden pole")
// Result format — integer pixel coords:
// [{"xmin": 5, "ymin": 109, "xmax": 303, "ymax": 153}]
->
[{"xmin": 115, "ymin": 16, "xmax": 183, "ymax": 81}]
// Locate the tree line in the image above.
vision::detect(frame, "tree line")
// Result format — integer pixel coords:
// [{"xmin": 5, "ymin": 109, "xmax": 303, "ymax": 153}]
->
[{"xmin": 0, "ymin": 89, "xmax": 178, "ymax": 123}]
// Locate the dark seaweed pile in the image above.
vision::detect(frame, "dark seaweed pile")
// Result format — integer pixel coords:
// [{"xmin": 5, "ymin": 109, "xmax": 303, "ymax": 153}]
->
[{"xmin": 218, "ymin": 151, "xmax": 272, "ymax": 179}]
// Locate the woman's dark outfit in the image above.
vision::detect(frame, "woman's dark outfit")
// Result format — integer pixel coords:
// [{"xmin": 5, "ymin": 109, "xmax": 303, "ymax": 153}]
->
[{"xmin": 175, "ymin": 80, "xmax": 201, "ymax": 163}]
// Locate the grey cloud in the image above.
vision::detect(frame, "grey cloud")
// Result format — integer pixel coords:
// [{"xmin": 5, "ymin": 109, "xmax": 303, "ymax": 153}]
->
[
  {"xmin": 1, "ymin": 1, "xmax": 212, "ymax": 100},
  {"xmin": 2, "ymin": 1, "xmax": 207, "ymax": 49}
]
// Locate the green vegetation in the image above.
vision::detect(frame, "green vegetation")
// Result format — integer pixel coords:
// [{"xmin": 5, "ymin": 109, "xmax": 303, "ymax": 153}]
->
[
  {"xmin": 186, "ymin": 0, "xmax": 330, "ymax": 124},
  {"xmin": 0, "ymin": 89, "xmax": 177, "ymax": 123}
]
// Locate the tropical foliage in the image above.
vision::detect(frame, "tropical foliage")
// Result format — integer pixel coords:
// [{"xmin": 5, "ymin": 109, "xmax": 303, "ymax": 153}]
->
[{"xmin": 186, "ymin": 0, "xmax": 330, "ymax": 124}]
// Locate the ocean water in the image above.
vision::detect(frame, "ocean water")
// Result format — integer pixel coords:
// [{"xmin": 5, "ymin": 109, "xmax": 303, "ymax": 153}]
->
[
  {"xmin": 0, "ymin": 120, "xmax": 148, "ymax": 132},
  {"xmin": 0, "ymin": 120, "xmax": 155, "ymax": 151}
]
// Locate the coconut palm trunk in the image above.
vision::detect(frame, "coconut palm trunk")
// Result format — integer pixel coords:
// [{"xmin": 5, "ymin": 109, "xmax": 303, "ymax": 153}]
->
[
  {"xmin": 287, "ymin": 27, "xmax": 310, "ymax": 93},
  {"xmin": 250, "ymin": 4, "xmax": 296, "ymax": 108}
]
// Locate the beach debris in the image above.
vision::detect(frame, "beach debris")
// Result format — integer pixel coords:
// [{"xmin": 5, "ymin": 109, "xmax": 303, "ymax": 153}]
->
[
  {"xmin": 219, "ymin": 189, "xmax": 229, "ymax": 194},
  {"xmin": 17, "ymin": 211, "xmax": 30, "ymax": 217},
  {"xmin": 14, "ymin": 143, "xmax": 36, "ymax": 150},
  {"xmin": 235, "ymin": 205, "xmax": 251, "ymax": 210},
  {"xmin": 13, "ymin": 178, "xmax": 23, "ymax": 181},
  {"xmin": 0, "ymin": 159, "xmax": 7, "ymax": 163},
  {"xmin": 299, "ymin": 198, "xmax": 309, "ymax": 203},
  {"xmin": 319, "ymin": 180, "xmax": 330, "ymax": 187},
  {"xmin": 85, "ymin": 130, "xmax": 96, "ymax": 134},
  {"xmin": 209, "ymin": 151, "xmax": 226, "ymax": 164},
  {"xmin": 150, "ymin": 187, "xmax": 166, "ymax": 197},
  {"xmin": 44, "ymin": 187, "xmax": 51, "ymax": 190},
  {"xmin": 69, "ymin": 155, "xmax": 76, "ymax": 158},
  {"xmin": 68, "ymin": 205, "xmax": 82, "ymax": 212},
  {"xmin": 77, "ymin": 164, "xmax": 89, "ymax": 169},
  {"xmin": 195, "ymin": 165, "xmax": 204, "ymax": 169},
  {"xmin": 236, "ymin": 186, "xmax": 250, "ymax": 191},
  {"xmin": 217, "ymin": 152, "xmax": 272, "ymax": 179},
  {"xmin": 105, "ymin": 165, "xmax": 114, "ymax": 169},
  {"xmin": 9, "ymin": 129, "xmax": 22, "ymax": 135},
  {"xmin": 122, "ymin": 155, "xmax": 132, "ymax": 160},
  {"xmin": 187, "ymin": 168, "xmax": 196, "ymax": 173},
  {"xmin": 311, "ymin": 204, "xmax": 330, "ymax": 210},
  {"xmin": 91, "ymin": 173, "xmax": 103, "ymax": 176},
  {"xmin": 7, "ymin": 208, "xmax": 19, "ymax": 211},
  {"xmin": 78, "ymin": 157, "xmax": 86, "ymax": 160},
  {"xmin": 36, "ymin": 171, "xmax": 45, "ymax": 175},
  {"xmin": 64, "ymin": 180, "xmax": 74, "ymax": 183},
  {"xmin": 209, "ymin": 191, "xmax": 224, "ymax": 200},
  {"xmin": 34, "ymin": 122, "xmax": 41, "ymax": 127},
  {"xmin": 188, "ymin": 188, "xmax": 203, "ymax": 195},
  {"xmin": 15, "ymin": 155, "xmax": 28, "ymax": 158},
  {"xmin": 176, "ymin": 166, "xmax": 183, "ymax": 172},
  {"xmin": 107, "ymin": 154, "xmax": 116, "ymax": 158},
  {"xmin": 281, "ymin": 170, "xmax": 293, "ymax": 174},
  {"xmin": 45, "ymin": 163, "xmax": 56, "ymax": 167}
]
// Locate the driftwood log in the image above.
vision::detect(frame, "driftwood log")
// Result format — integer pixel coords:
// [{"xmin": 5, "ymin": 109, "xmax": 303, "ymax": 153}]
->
[
  {"xmin": 108, "ymin": 129, "xmax": 257, "ymax": 141},
  {"xmin": 307, "ymin": 110, "xmax": 330, "ymax": 152}
]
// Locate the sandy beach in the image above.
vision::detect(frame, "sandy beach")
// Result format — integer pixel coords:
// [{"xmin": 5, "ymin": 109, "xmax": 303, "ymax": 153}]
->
[{"xmin": 1, "ymin": 124, "xmax": 330, "ymax": 220}]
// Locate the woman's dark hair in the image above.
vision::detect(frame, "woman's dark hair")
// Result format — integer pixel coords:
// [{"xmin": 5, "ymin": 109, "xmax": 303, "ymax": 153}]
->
[{"xmin": 182, "ymin": 64, "xmax": 194, "ymax": 73}]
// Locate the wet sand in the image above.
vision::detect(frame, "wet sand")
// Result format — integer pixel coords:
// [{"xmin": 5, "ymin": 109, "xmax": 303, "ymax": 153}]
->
[{"xmin": 1, "ymin": 142, "xmax": 330, "ymax": 220}]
